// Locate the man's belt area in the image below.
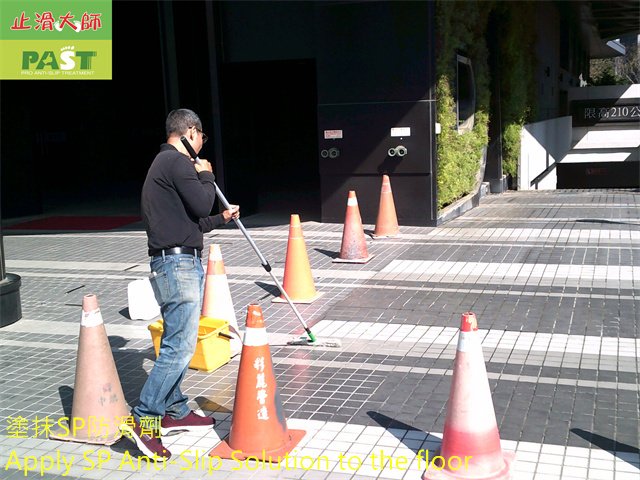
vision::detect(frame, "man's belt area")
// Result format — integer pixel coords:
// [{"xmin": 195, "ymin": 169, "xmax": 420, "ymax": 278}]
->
[{"xmin": 150, "ymin": 247, "xmax": 201, "ymax": 258}]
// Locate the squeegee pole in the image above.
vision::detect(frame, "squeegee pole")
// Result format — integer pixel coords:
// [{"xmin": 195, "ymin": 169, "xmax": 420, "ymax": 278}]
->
[
  {"xmin": 213, "ymin": 183, "xmax": 317, "ymax": 343},
  {"xmin": 212, "ymin": 184, "xmax": 269, "ymax": 267},
  {"xmin": 179, "ymin": 136, "xmax": 316, "ymax": 342}
]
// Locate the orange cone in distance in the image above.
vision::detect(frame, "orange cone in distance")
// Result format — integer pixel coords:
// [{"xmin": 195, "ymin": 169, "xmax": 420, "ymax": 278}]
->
[
  {"xmin": 202, "ymin": 244, "xmax": 242, "ymax": 356},
  {"xmin": 333, "ymin": 190, "xmax": 374, "ymax": 264},
  {"xmin": 209, "ymin": 304, "xmax": 306, "ymax": 462},
  {"xmin": 423, "ymin": 313, "xmax": 515, "ymax": 480},
  {"xmin": 372, "ymin": 175, "xmax": 400, "ymax": 239},
  {"xmin": 50, "ymin": 294, "xmax": 129, "ymax": 445},
  {"xmin": 273, "ymin": 214, "xmax": 323, "ymax": 304}
]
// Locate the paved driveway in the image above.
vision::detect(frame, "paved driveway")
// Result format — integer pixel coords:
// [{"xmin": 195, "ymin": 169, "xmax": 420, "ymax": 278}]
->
[{"xmin": 1, "ymin": 189, "xmax": 638, "ymax": 479}]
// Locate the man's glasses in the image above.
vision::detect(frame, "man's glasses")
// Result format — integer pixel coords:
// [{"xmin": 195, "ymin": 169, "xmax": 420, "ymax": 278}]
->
[{"xmin": 192, "ymin": 126, "xmax": 208, "ymax": 144}]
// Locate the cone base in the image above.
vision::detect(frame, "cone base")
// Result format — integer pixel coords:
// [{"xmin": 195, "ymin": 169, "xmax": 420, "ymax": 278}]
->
[
  {"xmin": 209, "ymin": 428, "xmax": 306, "ymax": 461},
  {"xmin": 422, "ymin": 451, "xmax": 515, "ymax": 480},
  {"xmin": 332, "ymin": 254, "xmax": 375, "ymax": 264},
  {"xmin": 272, "ymin": 291, "xmax": 324, "ymax": 304},
  {"xmin": 49, "ymin": 426, "xmax": 122, "ymax": 446},
  {"xmin": 371, "ymin": 233, "xmax": 401, "ymax": 240}
]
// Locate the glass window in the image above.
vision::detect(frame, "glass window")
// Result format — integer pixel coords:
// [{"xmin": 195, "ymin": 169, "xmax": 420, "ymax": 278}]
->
[{"xmin": 456, "ymin": 55, "xmax": 476, "ymax": 134}]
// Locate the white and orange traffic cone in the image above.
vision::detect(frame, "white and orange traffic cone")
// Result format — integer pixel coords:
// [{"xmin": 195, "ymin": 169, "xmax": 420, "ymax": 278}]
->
[
  {"xmin": 209, "ymin": 304, "xmax": 306, "ymax": 462},
  {"xmin": 423, "ymin": 313, "xmax": 515, "ymax": 480},
  {"xmin": 372, "ymin": 175, "xmax": 400, "ymax": 239},
  {"xmin": 333, "ymin": 190, "xmax": 374, "ymax": 264},
  {"xmin": 202, "ymin": 244, "xmax": 242, "ymax": 357},
  {"xmin": 273, "ymin": 214, "xmax": 323, "ymax": 304},
  {"xmin": 50, "ymin": 295, "xmax": 129, "ymax": 445}
]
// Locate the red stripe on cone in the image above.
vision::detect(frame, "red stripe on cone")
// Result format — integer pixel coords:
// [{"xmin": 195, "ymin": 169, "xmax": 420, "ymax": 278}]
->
[{"xmin": 423, "ymin": 313, "xmax": 515, "ymax": 480}]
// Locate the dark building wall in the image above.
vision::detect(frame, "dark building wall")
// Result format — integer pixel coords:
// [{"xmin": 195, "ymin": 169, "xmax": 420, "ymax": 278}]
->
[
  {"xmin": 1, "ymin": 1, "xmax": 439, "ymax": 225},
  {"xmin": 315, "ymin": 1, "xmax": 434, "ymax": 105},
  {"xmin": 212, "ymin": 1, "xmax": 438, "ymax": 224},
  {"xmin": 1, "ymin": 2, "xmax": 167, "ymax": 219},
  {"xmin": 314, "ymin": 1, "xmax": 438, "ymax": 225},
  {"xmin": 220, "ymin": 1, "xmax": 316, "ymax": 62},
  {"xmin": 1, "ymin": 90, "xmax": 40, "ymax": 218},
  {"xmin": 218, "ymin": 59, "xmax": 320, "ymax": 217},
  {"xmin": 213, "ymin": 1, "xmax": 320, "ymax": 218},
  {"xmin": 3, "ymin": 1, "xmax": 622, "ymax": 222}
]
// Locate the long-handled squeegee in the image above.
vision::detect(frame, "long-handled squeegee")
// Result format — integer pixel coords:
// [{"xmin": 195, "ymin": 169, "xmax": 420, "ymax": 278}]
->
[{"xmin": 180, "ymin": 136, "xmax": 339, "ymax": 348}]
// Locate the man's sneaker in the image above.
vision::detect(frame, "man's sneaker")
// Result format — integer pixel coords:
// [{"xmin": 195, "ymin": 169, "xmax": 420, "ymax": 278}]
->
[
  {"xmin": 161, "ymin": 411, "xmax": 215, "ymax": 435},
  {"xmin": 120, "ymin": 417, "xmax": 171, "ymax": 458}
]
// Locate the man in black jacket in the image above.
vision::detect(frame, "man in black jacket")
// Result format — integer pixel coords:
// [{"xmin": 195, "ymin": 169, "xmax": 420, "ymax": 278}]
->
[{"xmin": 123, "ymin": 109, "xmax": 238, "ymax": 458}]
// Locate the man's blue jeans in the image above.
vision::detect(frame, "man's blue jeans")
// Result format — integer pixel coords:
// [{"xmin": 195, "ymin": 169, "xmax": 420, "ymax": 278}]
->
[{"xmin": 133, "ymin": 253, "xmax": 204, "ymax": 423}]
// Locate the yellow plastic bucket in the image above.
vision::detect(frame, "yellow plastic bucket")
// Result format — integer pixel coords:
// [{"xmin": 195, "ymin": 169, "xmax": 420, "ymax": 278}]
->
[{"xmin": 148, "ymin": 316, "xmax": 231, "ymax": 373}]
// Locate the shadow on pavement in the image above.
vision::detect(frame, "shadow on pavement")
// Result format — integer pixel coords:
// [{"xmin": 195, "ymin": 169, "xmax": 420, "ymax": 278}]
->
[
  {"xmin": 368, "ymin": 411, "xmax": 441, "ymax": 455},
  {"xmin": 577, "ymin": 218, "xmax": 640, "ymax": 226},
  {"xmin": 570, "ymin": 428, "xmax": 639, "ymax": 466},
  {"xmin": 314, "ymin": 247, "xmax": 338, "ymax": 259}
]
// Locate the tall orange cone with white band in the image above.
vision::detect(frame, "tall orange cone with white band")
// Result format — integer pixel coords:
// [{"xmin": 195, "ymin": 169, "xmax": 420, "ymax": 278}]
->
[
  {"xmin": 273, "ymin": 214, "xmax": 323, "ymax": 304},
  {"xmin": 372, "ymin": 175, "xmax": 400, "ymax": 239},
  {"xmin": 333, "ymin": 190, "xmax": 374, "ymax": 264},
  {"xmin": 423, "ymin": 313, "xmax": 515, "ymax": 480},
  {"xmin": 209, "ymin": 304, "xmax": 306, "ymax": 461},
  {"xmin": 202, "ymin": 244, "xmax": 242, "ymax": 356},
  {"xmin": 50, "ymin": 295, "xmax": 129, "ymax": 445}
]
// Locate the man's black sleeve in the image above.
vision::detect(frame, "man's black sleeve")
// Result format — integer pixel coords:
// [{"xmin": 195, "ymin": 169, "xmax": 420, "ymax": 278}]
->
[{"xmin": 200, "ymin": 213, "xmax": 226, "ymax": 233}]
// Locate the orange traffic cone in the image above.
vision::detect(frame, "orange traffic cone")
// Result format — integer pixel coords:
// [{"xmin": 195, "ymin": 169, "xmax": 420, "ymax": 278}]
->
[
  {"xmin": 273, "ymin": 214, "xmax": 323, "ymax": 304},
  {"xmin": 202, "ymin": 244, "xmax": 242, "ymax": 356},
  {"xmin": 423, "ymin": 313, "xmax": 515, "ymax": 480},
  {"xmin": 333, "ymin": 190, "xmax": 375, "ymax": 264},
  {"xmin": 209, "ymin": 304, "xmax": 306, "ymax": 462},
  {"xmin": 372, "ymin": 175, "xmax": 400, "ymax": 239},
  {"xmin": 50, "ymin": 295, "xmax": 129, "ymax": 445}
]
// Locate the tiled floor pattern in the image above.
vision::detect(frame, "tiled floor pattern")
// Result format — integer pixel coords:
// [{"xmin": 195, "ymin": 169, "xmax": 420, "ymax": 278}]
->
[
  {"xmin": 310, "ymin": 321, "xmax": 639, "ymax": 357},
  {"xmin": 1, "ymin": 189, "xmax": 639, "ymax": 479},
  {"xmin": 378, "ymin": 260, "xmax": 639, "ymax": 288}
]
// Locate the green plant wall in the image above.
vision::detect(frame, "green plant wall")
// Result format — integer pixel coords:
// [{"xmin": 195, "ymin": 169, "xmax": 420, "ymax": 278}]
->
[
  {"xmin": 435, "ymin": 0, "xmax": 491, "ymax": 210},
  {"xmin": 435, "ymin": 0, "xmax": 538, "ymax": 209},
  {"xmin": 494, "ymin": 1, "xmax": 538, "ymax": 179}
]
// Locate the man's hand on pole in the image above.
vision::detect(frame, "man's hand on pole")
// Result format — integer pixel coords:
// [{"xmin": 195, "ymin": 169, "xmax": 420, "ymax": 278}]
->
[
  {"xmin": 194, "ymin": 159, "xmax": 213, "ymax": 173},
  {"xmin": 222, "ymin": 205, "xmax": 240, "ymax": 223}
]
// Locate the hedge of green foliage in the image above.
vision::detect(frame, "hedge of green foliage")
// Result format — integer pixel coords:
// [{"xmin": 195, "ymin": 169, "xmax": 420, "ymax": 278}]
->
[
  {"xmin": 493, "ymin": 1, "xmax": 538, "ymax": 178},
  {"xmin": 435, "ymin": 1, "xmax": 538, "ymax": 209},
  {"xmin": 435, "ymin": 0, "xmax": 490, "ymax": 210}
]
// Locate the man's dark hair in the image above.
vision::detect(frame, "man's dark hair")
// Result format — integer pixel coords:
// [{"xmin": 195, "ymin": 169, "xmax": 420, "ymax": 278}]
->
[{"xmin": 165, "ymin": 109, "xmax": 202, "ymax": 139}]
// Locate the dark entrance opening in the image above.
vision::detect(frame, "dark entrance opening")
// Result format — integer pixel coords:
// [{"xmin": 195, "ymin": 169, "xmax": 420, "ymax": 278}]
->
[{"xmin": 219, "ymin": 60, "xmax": 320, "ymax": 223}]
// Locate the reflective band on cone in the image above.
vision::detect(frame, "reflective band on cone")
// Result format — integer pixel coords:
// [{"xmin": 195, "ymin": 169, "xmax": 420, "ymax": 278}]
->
[
  {"xmin": 209, "ymin": 304, "xmax": 306, "ymax": 461},
  {"xmin": 81, "ymin": 308, "xmax": 103, "ymax": 327},
  {"xmin": 50, "ymin": 295, "xmax": 129, "ymax": 445},
  {"xmin": 243, "ymin": 326, "xmax": 269, "ymax": 347}
]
